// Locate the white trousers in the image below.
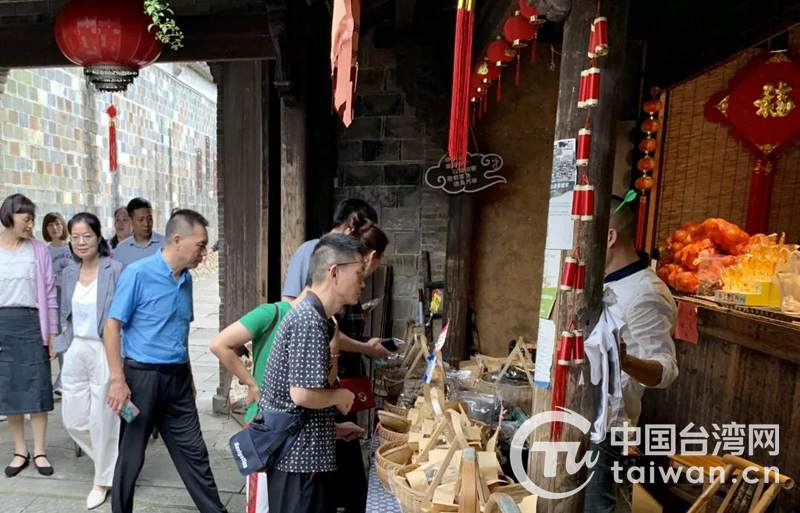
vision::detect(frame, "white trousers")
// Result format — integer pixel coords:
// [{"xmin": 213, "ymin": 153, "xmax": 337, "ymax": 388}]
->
[
  {"xmin": 246, "ymin": 472, "xmax": 269, "ymax": 513},
  {"xmin": 61, "ymin": 337, "xmax": 120, "ymax": 487}
]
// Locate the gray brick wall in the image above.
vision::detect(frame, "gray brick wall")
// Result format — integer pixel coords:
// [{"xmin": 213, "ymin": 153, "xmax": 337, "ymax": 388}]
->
[
  {"xmin": 0, "ymin": 65, "xmax": 217, "ymax": 241},
  {"xmin": 335, "ymin": 31, "xmax": 449, "ymax": 337}
]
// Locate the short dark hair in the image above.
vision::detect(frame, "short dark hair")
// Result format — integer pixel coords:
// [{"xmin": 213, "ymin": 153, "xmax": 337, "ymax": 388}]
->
[
  {"xmin": 360, "ymin": 224, "xmax": 389, "ymax": 256},
  {"xmin": 332, "ymin": 198, "xmax": 378, "ymax": 232},
  {"xmin": 42, "ymin": 212, "xmax": 68, "ymax": 242},
  {"xmin": 165, "ymin": 209, "xmax": 209, "ymax": 242},
  {"xmin": 1, "ymin": 193, "xmax": 36, "ymax": 228},
  {"xmin": 126, "ymin": 197, "xmax": 152, "ymax": 217},
  {"xmin": 309, "ymin": 233, "xmax": 368, "ymax": 286},
  {"xmin": 610, "ymin": 194, "xmax": 636, "ymax": 242},
  {"xmin": 68, "ymin": 212, "xmax": 111, "ymax": 259}
]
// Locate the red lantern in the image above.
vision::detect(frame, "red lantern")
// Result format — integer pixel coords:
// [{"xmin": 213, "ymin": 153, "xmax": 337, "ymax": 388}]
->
[
  {"xmin": 639, "ymin": 138, "xmax": 658, "ymax": 153},
  {"xmin": 486, "ymin": 38, "xmax": 516, "ymax": 66},
  {"xmin": 476, "ymin": 60, "xmax": 500, "ymax": 84},
  {"xmin": 518, "ymin": 0, "xmax": 545, "ymax": 24},
  {"xmin": 503, "ymin": 13, "xmax": 536, "ymax": 48},
  {"xmin": 641, "ymin": 118, "xmax": 660, "ymax": 134},
  {"xmin": 635, "ymin": 175, "xmax": 654, "ymax": 191},
  {"xmin": 54, "ymin": 0, "xmax": 162, "ymax": 91},
  {"xmin": 637, "ymin": 156, "xmax": 656, "ymax": 172},
  {"xmin": 643, "ymin": 99, "xmax": 663, "ymax": 114}
]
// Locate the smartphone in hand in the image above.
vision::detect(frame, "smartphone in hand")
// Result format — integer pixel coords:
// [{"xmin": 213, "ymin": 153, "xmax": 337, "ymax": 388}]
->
[
  {"xmin": 381, "ymin": 338, "xmax": 406, "ymax": 352},
  {"xmin": 119, "ymin": 400, "xmax": 140, "ymax": 423}
]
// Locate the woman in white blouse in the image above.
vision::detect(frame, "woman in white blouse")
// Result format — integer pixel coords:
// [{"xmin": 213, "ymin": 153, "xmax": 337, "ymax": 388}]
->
[{"xmin": 57, "ymin": 213, "xmax": 122, "ymax": 510}]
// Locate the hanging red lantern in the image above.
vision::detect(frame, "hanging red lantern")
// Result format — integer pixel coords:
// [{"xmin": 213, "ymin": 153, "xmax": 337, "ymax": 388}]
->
[
  {"xmin": 643, "ymin": 99, "xmax": 663, "ymax": 114},
  {"xmin": 518, "ymin": 0, "xmax": 545, "ymax": 24},
  {"xmin": 517, "ymin": 0, "xmax": 545, "ymax": 62},
  {"xmin": 486, "ymin": 38, "xmax": 516, "ymax": 66},
  {"xmin": 637, "ymin": 156, "xmax": 656, "ymax": 172},
  {"xmin": 503, "ymin": 11, "xmax": 537, "ymax": 84},
  {"xmin": 635, "ymin": 175, "xmax": 654, "ymax": 191},
  {"xmin": 54, "ymin": 0, "xmax": 163, "ymax": 92},
  {"xmin": 641, "ymin": 118, "xmax": 660, "ymax": 134},
  {"xmin": 476, "ymin": 60, "xmax": 500, "ymax": 85},
  {"xmin": 639, "ymin": 138, "xmax": 658, "ymax": 153}
]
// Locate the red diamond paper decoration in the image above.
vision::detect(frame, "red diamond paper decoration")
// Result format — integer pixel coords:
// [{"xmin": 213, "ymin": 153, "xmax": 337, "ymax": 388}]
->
[{"xmin": 706, "ymin": 52, "xmax": 800, "ymax": 157}]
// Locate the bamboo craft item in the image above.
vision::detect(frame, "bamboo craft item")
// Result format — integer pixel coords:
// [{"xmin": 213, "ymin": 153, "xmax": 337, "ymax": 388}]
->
[{"xmin": 476, "ymin": 337, "xmax": 535, "ymax": 412}]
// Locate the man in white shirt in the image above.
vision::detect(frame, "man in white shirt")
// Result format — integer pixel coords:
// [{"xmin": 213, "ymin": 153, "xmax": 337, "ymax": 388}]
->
[{"xmin": 584, "ymin": 195, "xmax": 678, "ymax": 513}]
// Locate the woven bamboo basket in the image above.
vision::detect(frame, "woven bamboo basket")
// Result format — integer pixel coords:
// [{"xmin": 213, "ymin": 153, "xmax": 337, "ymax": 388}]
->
[
  {"xmin": 391, "ymin": 464, "xmax": 429, "ymax": 513},
  {"xmin": 377, "ymin": 422, "xmax": 410, "ymax": 446},
  {"xmin": 475, "ymin": 375, "xmax": 534, "ymax": 413},
  {"xmin": 375, "ymin": 440, "xmax": 414, "ymax": 489},
  {"xmin": 384, "ymin": 401, "xmax": 410, "ymax": 417}
]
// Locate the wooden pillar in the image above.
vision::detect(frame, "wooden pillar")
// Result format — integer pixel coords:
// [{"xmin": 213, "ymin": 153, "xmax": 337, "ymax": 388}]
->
[
  {"xmin": 444, "ymin": 194, "xmax": 474, "ymax": 365},
  {"xmin": 279, "ymin": 98, "xmax": 307, "ymax": 285},
  {"xmin": 211, "ymin": 61, "xmax": 269, "ymax": 414},
  {"xmin": 530, "ymin": 0, "xmax": 631, "ymax": 510}
]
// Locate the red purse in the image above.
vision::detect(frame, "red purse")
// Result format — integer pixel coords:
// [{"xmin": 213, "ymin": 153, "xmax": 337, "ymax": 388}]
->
[{"xmin": 338, "ymin": 377, "xmax": 375, "ymax": 413}]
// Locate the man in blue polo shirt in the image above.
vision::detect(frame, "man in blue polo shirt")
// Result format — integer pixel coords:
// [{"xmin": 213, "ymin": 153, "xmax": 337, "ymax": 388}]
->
[
  {"xmin": 113, "ymin": 197, "xmax": 165, "ymax": 268},
  {"xmin": 103, "ymin": 209, "xmax": 227, "ymax": 513}
]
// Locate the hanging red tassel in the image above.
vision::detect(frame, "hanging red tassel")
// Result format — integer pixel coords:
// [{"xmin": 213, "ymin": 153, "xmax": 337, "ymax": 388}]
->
[
  {"xmin": 447, "ymin": 0, "xmax": 475, "ymax": 168},
  {"xmin": 515, "ymin": 54, "xmax": 521, "ymax": 86},
  {"xmin": 635, "ymin": 193, "xmax": 648, "ymax": 251},
  {"xmin": 496, "ymin": 70, "xmax": 503, "ymax": 102},
  {"xmin": 106, "ymin": 104, "xmax": 118, "ymax": 172}
]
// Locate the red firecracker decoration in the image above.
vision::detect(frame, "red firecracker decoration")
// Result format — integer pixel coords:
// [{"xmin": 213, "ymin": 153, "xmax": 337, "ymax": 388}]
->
[
  {"xmin": 573, "ymin": 329, "xmax": 585, "ymax": 364},
  {"xmin": 503, "ymin": 11, "xmax": 537, "ymax": 86},
  {"xmin": 575, "ymin": 260, "xmax": 586, "ymax": 293},
  {"xmin": 560, "ymin": 257, "xmax": 578, "ymax": 291},
  {"xmin": 578, "ymin": 67, "xmax": 601, "ymax": 109},
  {"xmin": 588, "ymin": 17, "xmax": 609, "ymax": 58},
  {"xmin": 448, "ymin": 0, "xmax": 476, "ymax": 168},
  {"xmin": 106, "ymin": 105, "xmax": 118, "ymax": 172},
  {"xmin": 571, "ymin": 174, "xmax": 595, "ymax": 221},
  {"xmin": 576, "ymin": 128, "xmax": 591, "ymax": 166},
  {"xmin": 53, "ymin": 0, "xmax": 162, "ymax": 91}
]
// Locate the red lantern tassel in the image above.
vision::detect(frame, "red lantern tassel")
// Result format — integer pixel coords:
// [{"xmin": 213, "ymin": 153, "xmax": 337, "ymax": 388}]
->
[
  {"xmin": 515, "ymin": 54, "xmax": 521, "ymax": 86},
  {"xmin": 107, "ymin": 104, "xmax": 118, "ymax": 172},
  {"xmin": 447, "ymin": 0, "xmax": 475, "ymax": 168},
  {"xmin": 530, "ymin": 32, "xmax": 539, "ymax": 63},
  {"xmin": 496, "ymin": 70, "xmax": 502, "ymax": 102},
  {"xmin": 635, "ymin": 193, "xmax": 647, "ymax": 251}
]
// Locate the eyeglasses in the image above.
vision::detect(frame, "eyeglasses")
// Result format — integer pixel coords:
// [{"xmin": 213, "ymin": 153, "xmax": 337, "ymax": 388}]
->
[
  {"xmin": 69, "ymin": 235, "xmax": 96, "ymax": 243},
  {"xmin": 331, "ymin": 260, "xmax": 367, "ymax": 272}
]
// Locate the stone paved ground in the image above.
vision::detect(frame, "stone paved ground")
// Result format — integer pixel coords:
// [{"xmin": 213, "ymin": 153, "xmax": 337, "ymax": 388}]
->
[{"xmin": 0, "ymin": 272, "xmax": 247, "ymax": 513}]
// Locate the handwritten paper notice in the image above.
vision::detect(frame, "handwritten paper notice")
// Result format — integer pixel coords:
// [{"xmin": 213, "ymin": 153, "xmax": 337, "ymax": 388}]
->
[{"xmin": 675, "ymin": 301, "xmax": 699, "ymax": 344}]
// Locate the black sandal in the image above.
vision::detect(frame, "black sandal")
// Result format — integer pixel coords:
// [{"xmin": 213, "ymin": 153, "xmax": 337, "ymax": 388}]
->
[
  {"xmin": 32, "ymin": 454, "xmax": 53, "ymax": 476},
  {"xmin": 4, "ymin": 452, "xmax": 29, "ymax": 478}
]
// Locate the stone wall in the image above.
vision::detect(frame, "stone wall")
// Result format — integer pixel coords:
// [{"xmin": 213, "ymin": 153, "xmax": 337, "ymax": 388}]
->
[
  {"xmin": 334, "ymin": 30, "xmax": 450, "ymax": 337},
  {"xmin": 0, "ymin": 64, "xmax": 217, "ymax": 241}
]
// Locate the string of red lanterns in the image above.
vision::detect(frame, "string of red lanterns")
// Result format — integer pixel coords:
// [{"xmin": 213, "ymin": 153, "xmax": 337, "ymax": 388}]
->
[{"xmin": 634, "ymin": 88, "xmax": 664, "ymax": 250}]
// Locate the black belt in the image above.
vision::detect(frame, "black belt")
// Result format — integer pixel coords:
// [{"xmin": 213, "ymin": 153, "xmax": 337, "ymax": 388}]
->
[{"xmin": 124, "ymin": 358, "xmax": 189, "ymax": 374}]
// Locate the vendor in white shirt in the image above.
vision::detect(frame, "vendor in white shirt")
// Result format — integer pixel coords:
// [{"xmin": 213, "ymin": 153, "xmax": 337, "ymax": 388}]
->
[{"xmin": 584, "ymin": 195, "xmax": 679, "ymax": 513}]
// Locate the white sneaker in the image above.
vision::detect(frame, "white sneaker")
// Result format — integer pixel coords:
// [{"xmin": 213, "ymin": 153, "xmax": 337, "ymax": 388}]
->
[{"xmin": 86, "ymin": 488, "xmax": 108, "ymax": 510}]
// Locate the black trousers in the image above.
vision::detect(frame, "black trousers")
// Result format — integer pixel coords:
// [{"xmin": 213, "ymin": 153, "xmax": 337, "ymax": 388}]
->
[
  {"xmin": 111, "ymin": 359, "xmax": 227, "ymax": 513},
  {"xmin": 267, "ymin": 468, "xmax": 335, "ymax": 513},
  {"xmin": 332, "ymin": 436, "xmax": 368, "ymax": 513}
]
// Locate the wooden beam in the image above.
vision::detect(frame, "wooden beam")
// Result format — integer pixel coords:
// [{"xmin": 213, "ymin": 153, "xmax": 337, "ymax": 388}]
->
[
  {"xmin": 279, "ymin": 98, "xmax": 307, "ymax": 286},
  {"xmin": 443, "ymin": 194, "xmax": 475, "ymax": 365},
  {"xmin": 0, "ymin": 14, "xmax": 274, "ymax": 69},
  {"xmin": 211, "ymin": 60, "xmax": 268, "ymax": 415}
]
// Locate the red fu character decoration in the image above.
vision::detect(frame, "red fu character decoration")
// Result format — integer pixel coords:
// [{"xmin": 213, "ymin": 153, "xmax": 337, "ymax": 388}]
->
[
  {"xmin": 54, "ymin": 0, "xmax": 162, "ymax": 92},
  {"xmin": 706, "ymin": 51, "xmax": 800, "ymax": 234}
]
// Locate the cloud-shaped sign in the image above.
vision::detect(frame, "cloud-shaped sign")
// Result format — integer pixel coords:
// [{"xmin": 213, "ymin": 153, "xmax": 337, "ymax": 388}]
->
[{"xmin": 425, "ymin": 152, "xmax": 506, "ymax": 194}]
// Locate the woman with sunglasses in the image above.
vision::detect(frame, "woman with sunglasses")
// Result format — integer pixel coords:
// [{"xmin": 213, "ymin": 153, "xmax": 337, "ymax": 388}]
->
[{"xmin": 56, "ymin": 213, "xmax": 122, "ymax": 510}]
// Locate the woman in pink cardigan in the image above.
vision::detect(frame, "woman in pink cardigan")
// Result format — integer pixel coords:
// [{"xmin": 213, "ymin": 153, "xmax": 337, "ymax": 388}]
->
[{"xmin": 0, "ymin": 194, "xmax": 58, "ymax": 478}]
